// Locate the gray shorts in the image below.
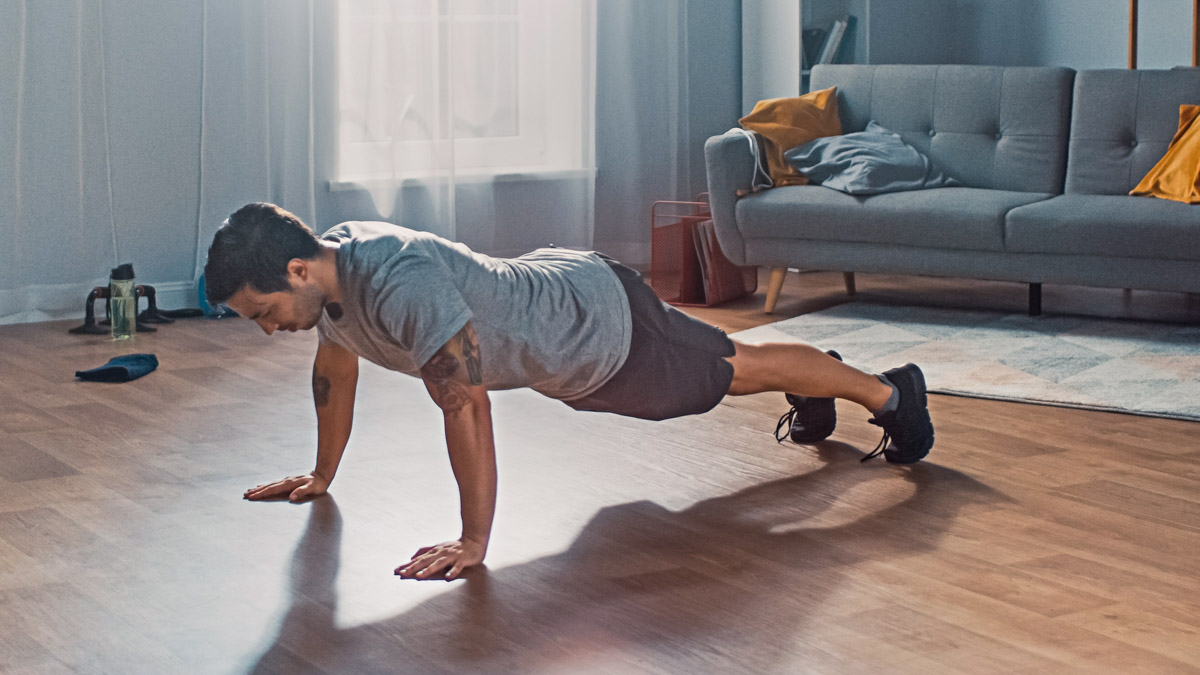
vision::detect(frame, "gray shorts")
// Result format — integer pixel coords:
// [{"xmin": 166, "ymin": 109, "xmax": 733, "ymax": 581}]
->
[{"xmin": 564, "ymin": 257, "xmax": 735, "ymax": 420}]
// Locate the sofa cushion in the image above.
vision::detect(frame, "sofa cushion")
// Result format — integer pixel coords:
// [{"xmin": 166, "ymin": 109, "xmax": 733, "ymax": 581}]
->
[
  {"xmin": 736, "ymin": 186, "xmax": 1053, "ymax": 252},
  {"xmin": 1005, "ymin": 194, "xmax": 1200, "ymax": 262},
  {"xmin": 810, "ymin": 64, "xmax": 1075, "ymax": 194},
  {"xmin": 1066, "ymin": 69, "xmax": 1200, "ymax": 195}
]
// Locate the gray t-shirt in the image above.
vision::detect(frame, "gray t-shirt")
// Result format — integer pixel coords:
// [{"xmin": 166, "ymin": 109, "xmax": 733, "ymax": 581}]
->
[{"xmin": 316, "ymin": 221, "xmax": 632, "ymax": 401}]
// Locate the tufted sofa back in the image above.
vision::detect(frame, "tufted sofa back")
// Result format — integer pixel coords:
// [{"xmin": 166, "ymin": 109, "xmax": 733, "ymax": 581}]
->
[
  {"xmin": 810, "ymin": 64, "xmax": 1075, "ymax": 194},
  {"xmin": 1066, "ymin": 69, "xmax": 1200, "ymax": 195}
]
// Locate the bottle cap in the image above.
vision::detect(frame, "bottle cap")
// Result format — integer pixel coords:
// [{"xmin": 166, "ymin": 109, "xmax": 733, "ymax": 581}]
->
[{"xmin": 111, "ymin": 265, "xmax": 134, "ymax": 281}]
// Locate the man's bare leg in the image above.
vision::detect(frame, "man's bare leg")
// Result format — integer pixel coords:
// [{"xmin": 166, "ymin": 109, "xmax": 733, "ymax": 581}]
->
[{"xmin": 725, "ymin": 340, "xmax": 892, "ymax": 412}]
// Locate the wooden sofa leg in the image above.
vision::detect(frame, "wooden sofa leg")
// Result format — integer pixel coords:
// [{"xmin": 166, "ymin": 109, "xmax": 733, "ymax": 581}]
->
[
  {"xmin": 765, "ymin": 267, "xmax": 788, "ymax": 314},
  {"xmin": 843, "ymin": 272, "xmax": 856, "ymax": 295},
  {"xmin": 1029, "ymin": 283, "xmax": 1042, "ymax": 316}
]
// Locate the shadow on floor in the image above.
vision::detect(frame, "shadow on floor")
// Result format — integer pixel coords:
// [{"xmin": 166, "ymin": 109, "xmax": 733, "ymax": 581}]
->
[{"xmin": 248, "ymin": 445, "xmax": 1004, "ymax": 674}]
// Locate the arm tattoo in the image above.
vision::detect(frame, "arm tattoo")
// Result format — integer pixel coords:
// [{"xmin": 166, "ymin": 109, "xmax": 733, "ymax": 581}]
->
[
  {"xmin": 432, "ymin": 379, "xmax": 471, "ymax": 412},
  {"xmin": 421, "ymin": 322, "xmax": 486, "ymax": 412},
  {"xmin": 312, "ymin": 373, "xmax": 331, "ymax": 407},
  {"xmin": 460, "ymin": 331, "xmax": 483, "ymax": 385},
  {"xmin": 421, "ymin": 352, "xmax": 470, "ymax": 412},
  {"xmin": 422, "ymin": 351, "xmax": 459, "ymax": 380}
]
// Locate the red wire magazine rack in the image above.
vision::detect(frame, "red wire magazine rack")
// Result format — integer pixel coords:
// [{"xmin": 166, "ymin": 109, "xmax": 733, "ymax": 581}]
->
[{"xmin": 649, "ymin": 194, "xmax": 757, "ymax": 307}]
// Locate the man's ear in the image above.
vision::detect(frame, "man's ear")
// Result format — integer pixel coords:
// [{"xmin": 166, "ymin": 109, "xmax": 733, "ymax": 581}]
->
[{"xmin": 287, "ymin": 258, "xmax": 308, "ymax": 281}]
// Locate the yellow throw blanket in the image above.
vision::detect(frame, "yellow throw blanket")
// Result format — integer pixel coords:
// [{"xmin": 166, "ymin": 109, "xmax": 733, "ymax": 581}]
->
[
  {"xmin": 1131, "ymin": 104, "xmax": 1200, "ymax": 204},
  {"xmin": 739, "ymin": 87, "xmax": 842, "ymax": 187}
]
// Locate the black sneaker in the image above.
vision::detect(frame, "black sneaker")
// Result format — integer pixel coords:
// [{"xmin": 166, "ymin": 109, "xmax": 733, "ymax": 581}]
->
[
  {"xmin": 775, "ymin": 350, "xmax": 843, "ymax": 445},
  {"xmin": 862, "ymin": 363, "xmax": 934, "ymax": 464}
]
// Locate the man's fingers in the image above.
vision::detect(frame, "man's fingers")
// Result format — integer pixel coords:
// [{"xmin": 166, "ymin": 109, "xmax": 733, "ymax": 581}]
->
[
  {"xmin": 244, "ymin": 486, "xmax": 278, "ymax": 500},
  {"xmin": 415, "ymin": 556, "xmax": 450, "ymax": 578},
  {"xmin": 245, "ymin": 484, "xmax": 285, "ymax": 500},
  {"xmin": 396, "ymin": 552, "xmax": 430, "ymax": 577},
  {"xmin": 402, "ymin": 554, "xmax": 438, "ymax": 578},
  {"xmin": 397, "ymin": 552, "xmax": 453, "ymax": 579},
  {"xmin": 244, "ymin": 479, "xmax": 301, "ymax": 500},
  {"xmin": 245, "ymin": 482, "xmax": 281, "ymax": 496}
]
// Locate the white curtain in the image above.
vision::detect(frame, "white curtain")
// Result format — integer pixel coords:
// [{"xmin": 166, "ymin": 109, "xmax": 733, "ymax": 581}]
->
[
  {"xmin": 194, "ymin": 0, "xmax": 321, "ymax": 281},
  {"xmin": 0, "ymin": 0, "xmax": 324, "ymax": 325},
  {"xmin": 333, "ymin": 0, "xmax": 597, "ymax": 252},
  {"xmin": 592, "ymin": 0, "xmax": 694, "ymax": 266},
  {"xmin": 0, "ymin": 1, "xmax": 119, "ymax": 324},
  {"xmin": 0, "ymin": 0, "xmax": 709, "ymax": 325}
]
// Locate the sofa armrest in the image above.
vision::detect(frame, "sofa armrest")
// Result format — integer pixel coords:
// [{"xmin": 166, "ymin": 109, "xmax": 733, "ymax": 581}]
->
[{"xmin": 703, "ymin": 132, "xmax": 755, "ymax": 266}]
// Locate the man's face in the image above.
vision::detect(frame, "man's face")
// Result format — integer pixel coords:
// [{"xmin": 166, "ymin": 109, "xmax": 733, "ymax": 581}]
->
[{"xmin": 225, "ymin": 276, "xmax": 325, "ymax": 336}]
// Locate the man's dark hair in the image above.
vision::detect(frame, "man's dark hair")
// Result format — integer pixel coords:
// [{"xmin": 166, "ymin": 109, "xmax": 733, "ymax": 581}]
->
[{"xmin": 204, "ymin": 203, "xmax": 322, "ymax": 305}]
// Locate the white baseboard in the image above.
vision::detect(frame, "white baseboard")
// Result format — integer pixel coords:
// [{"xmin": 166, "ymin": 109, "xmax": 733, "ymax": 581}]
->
[
  {"xmin": 0, "ymin": 279, "xmax": 198, "ymax": 326},
  {"xmin": 149, "ymin": 280, "xmax": 200, "ymax": 313}
]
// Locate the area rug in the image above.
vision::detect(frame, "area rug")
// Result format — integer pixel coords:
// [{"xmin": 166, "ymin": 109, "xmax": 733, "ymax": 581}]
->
[{"xmin": 732, "ymin": 302, "xmax": 1200, "ymax": 422}]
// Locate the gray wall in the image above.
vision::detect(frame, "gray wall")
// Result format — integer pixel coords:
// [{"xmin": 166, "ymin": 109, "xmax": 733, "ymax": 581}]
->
[
  {"xmin": 870, "ymin": 0, "xmax": 961, "ymax": 64},
  {"xmin": 951, "ymin": 0, "xmax": 1194, "ymax": 69},
  {"xmin": 1139, "ymin": 0, "xmax": 1195, "ymax": 68},
  {"xmin": 814, "ymin": 0, "xmax": 1196, "ymax": 69}
]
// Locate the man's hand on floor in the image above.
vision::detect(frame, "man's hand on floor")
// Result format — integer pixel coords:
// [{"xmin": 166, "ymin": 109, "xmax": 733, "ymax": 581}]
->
[
  {"xmin": 243, "ymin": 473, "xmax": 329, "ymax": 502},
  {"xmin": 395, "ymin": 536, "xmax": 486, "ymax": 581}
]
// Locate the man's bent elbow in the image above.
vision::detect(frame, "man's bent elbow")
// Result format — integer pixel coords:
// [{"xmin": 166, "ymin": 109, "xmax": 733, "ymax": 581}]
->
[{"xmin": 427, "ymin": 378, "xmax": 489, "ymax": 416}]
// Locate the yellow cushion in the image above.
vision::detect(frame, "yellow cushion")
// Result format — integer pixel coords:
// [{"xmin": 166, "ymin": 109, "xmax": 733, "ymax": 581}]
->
[
  {"xmin": 739, "ymin": 87, "xmax": 842, "ymax": 187},
  {"xmin": 1131, "ymin": 105, "xmax": 1200, "ymax": 204}
]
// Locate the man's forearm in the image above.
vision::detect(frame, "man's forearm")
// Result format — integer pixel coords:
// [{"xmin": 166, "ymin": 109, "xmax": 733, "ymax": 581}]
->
[
  {"xmin": 312, "ymin": 369, "xmax": 356, "ymax": 484},
  {"xmin": 442, "ymin": 396, "xmax": 497, "ymax": 547}
]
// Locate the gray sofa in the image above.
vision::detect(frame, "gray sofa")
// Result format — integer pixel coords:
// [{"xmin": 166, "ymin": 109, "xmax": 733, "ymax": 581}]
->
[{"xmin": 704, "ymin": 65, "xmax": 1200, "ymax": 315}]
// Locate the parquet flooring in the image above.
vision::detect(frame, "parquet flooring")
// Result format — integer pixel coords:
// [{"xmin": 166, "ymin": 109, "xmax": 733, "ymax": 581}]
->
[{"xmin": 0, "ymin": 270, "xmax": 1197, "ymax": 674}]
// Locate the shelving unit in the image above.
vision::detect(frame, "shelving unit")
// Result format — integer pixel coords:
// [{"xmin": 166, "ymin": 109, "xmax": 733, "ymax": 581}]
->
[
  {"xmin": 742, "ymin": 0, "xmax": 955, "ymax": 106},
  {"xmin": 801, "ymin": 0, "xmax": 870, "ymax": 92}
]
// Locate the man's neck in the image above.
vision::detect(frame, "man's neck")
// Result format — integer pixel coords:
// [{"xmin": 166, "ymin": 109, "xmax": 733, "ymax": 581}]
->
[{"xmin": 315, "ymin": 243, "xmax": 344, "ymax": 305}]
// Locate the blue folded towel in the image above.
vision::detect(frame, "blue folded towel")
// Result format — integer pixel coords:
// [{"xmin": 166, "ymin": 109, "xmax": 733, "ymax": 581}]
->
[{"xmin": 74, "ymin": 353, "xmax": 159, "ymax": 382}]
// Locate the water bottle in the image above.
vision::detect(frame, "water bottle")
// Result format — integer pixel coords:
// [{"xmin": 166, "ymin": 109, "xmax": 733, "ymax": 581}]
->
[{"xmin": 109, "ymin": 263, "xmax": 136, "ymax": 340}]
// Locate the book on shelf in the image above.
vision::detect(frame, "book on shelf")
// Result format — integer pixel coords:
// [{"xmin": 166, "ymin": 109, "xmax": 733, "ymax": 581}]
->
[
  {"xmin": 817, "ymin": 17, "xmax": 849, "ymax": 65},
  {"xmin": 802, "ymin": 27, "xmax": 827, "ymax": 71},
  {"xmin": 693, "ymin": 220, "xmax": 712, "ymax": 302}
]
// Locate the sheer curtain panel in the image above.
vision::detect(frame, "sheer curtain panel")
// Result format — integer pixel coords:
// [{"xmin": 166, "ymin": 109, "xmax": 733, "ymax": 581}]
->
[
  {"xmin": 0, "ymin": 1, "xmax": 120, "ymax": 324},
  {"xmin": 334, "ymin": 0, "xmax": 596, "ymax": 250}
]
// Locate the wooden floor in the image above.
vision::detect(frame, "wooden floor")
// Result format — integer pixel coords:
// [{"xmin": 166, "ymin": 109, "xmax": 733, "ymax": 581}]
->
[{"xmin": 1, "ymin": 270, "xmax": 1199, "ymax": 674}]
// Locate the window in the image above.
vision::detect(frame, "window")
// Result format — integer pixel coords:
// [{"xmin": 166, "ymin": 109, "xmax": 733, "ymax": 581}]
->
[{"xmin": 337, "ymin": 0, "xmax": 591, "ymax": 182}]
